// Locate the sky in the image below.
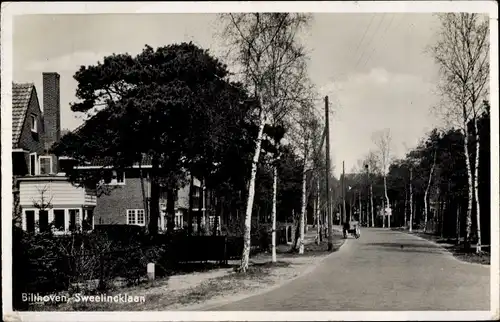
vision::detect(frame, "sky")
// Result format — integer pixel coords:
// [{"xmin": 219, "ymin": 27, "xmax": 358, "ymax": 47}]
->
[{"xmin": 13, "ymin": 12, "xmax": 444, "ymax": 177}]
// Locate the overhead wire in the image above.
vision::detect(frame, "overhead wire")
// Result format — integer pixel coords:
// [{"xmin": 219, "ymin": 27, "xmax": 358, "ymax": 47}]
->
[
  {"xmin": 351, "ymin": 15, "xmax": 376, "ymax": 63},
  {"xmin": 360, "ymin": 13, "xmax": 397, "ymax": 70},
  {"xmin": 353, "ymin": 13, "xmax": 387, "ymax": 71}
]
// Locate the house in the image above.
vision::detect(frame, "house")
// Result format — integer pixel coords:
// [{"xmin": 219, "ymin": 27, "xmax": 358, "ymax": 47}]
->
[
  {"xmin": 13, "ymin": 73, "xmax": 222, "ymax": 234},
  {"xmin": 12, "ymin": 72, "xmax": 96, "ymax": 235},
  {"xmin": 73, "ymin": 158, "xmax": 212, "ymax": 232}
]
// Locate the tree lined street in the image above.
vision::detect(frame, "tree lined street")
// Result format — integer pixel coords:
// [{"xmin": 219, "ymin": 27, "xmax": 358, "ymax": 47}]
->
[
  {"xmin": 9, "ymin": 8, "xmax": 494, "ymax": 314},
  {"xmin": 212, "ymin": 228, "xmax": 490, "ymax": 311}
]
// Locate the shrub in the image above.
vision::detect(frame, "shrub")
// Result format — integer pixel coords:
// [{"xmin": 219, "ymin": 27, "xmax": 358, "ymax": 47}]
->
[
  {"xmin": 13, "ymin": 227, "xmax": 72, "ymax": 308},
  {"xmin": 12, "ymin": 225, "xmax": 164, "ymax": 307},
  {"xmin": 221, "ymin": 220, "xmax": 244, "ymax": 237}
]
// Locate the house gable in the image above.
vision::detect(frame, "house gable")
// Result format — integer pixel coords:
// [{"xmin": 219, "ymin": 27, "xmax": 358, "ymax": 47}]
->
[{"xmin": 12, "ymin": 83, "xmax": 45, "ymax": 154}]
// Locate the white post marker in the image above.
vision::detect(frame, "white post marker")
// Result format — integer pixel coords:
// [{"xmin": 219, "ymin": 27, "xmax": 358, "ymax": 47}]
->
[{"xmin": 147, "ymin": 262, "xmax": 155, "ymax": 281}]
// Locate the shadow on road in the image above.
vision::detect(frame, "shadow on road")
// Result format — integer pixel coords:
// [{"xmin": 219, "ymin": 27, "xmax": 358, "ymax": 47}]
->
[
  {"xmin": 363, "ymin": 247, "xmax": 446, "ymax": 255},
  {"xmin": 361, "ymin": 242, "xmax": 447, "ymax": 254},
  {"xmin": 367, "ymin": 242, "xmax": 439, "ymax": 249}
]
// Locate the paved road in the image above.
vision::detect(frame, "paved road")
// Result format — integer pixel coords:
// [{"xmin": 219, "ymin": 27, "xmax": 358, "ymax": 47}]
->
[{"xmin": 212, "ymin": 228, "xmax": 490, "ymax": 311}]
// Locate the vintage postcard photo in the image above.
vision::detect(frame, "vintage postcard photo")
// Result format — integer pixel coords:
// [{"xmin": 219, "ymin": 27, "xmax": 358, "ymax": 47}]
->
[{"xmin": 1, "ymin": 1, "xmax": 498, "ymax": 321}]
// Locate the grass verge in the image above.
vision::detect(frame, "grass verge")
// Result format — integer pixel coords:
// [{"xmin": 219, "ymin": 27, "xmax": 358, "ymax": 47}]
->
[{"xmin": 411, "ymin": 231, "xmax": 490, "ymax": 265}]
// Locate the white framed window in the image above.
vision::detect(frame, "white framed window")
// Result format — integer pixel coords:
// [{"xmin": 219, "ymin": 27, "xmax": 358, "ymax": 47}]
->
[
  {"xmin": 53, "ymin": 209, "xmax": 66, "ymax": 231},
  {"xmin": 83, "ymin": 209, "xmax": 94, "ymax": 231},
  {"xmin": 110, "ymin": 170, "xmax": 125, "ymax": 185},
  {"xmin": 127, "ymin": 209, "xmax": 136, "ymax": 225},
  {"xmin": 174, "ymin": 210, "xmax": 184, "ymax": 230},
  {"xmin": 68, "ymin": 209, "xmax": 80, "ymax": 232},
  {"xmin": 39, "ymin": 156, "xmax": 53, "ymax": 175},
  {"xmin": 24, "ymin": 209, "xmax": 36, "ymax": 233},
  {"xmin": 127, "ymin": 209, "xmax": 145, "ymax": 226},
  {"xmin": 137, "ymin": 209, "xmax": 145, "ymax": 225},
  {"xmin": 30, "ymin": 114, "xmax": 37, "ymax": 133},
  {"xmin": 208, "ymin": 215, "xmax": 221, "ymax": 231},
  {"xmin": 29, "ymin": 152, "xmax": 38, "ymax": 176}
]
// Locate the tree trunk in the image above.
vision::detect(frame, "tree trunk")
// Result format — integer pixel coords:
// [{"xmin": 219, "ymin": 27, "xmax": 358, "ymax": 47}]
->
[
  {"xmin": 383, "ymin": 175, "xmax": 390, "ymax": 228},
  {"xmin": 440, "ymin": 197, "xmax": 446, "ymax": 238},
  {"xmin": 138, "ymin": 158, "xmax": 149, "ymax": 232},
  {"xmin": 370, "ymin": 184, "xmax": 374, "ymax": 228},
  {"xmin": 456, "ymin": 204, "xmax": 461, "ymax": 245},
  {"xmin": 239, "ymin": 113, "xmax": 266, "ymax": 272},
  {"xmin": 436, "ymin": 186, "xmax": 441, "ymax": 235},
  {"xmin": 188, "ymin": 175, "xmax": 194, "ymax": 235},
  {"xmin": 299, "ymin": 163, "xmax": 307, "ymax": 254},
  {"xmin": 404, "ymin": 187, "xmax": 408, "ymax": 228},
  {"xmin": 212, "ymin": 189, "xmax": 219, "ymax": 236},
  {"xmin": 291, "ymin": 209, "xmax": 300, "ymax": 250},
  {"xmin": 349, "ymin": 195, "xmax": 354, "ymax": 223},
  {"xmin": 463, "ymin": 126, "xmax": 473, "ymax": 250},
  {"xmin": 424, "ymin": 150, "xmax": 437, "ymax": 233},
  {"xmin": 316, "ymin": 178, "xmax": 321, "ymax": 245},
  {"xmin": 409, "ymin": 168, "xmax": 413, "ymax": 232},
  {"xmin": 382, "ymin": 198, "xmax": 385, "ymax": 228},
  {"xmin": 148, "ymin": 155, "xmax": 161, "ymax": 235},
  {"xmin": 271, "ymin": 164, "xmax": 278, "ymax": 262},
  {"xmin": 201, "ymin": 178, "xmax": 207, "ymax": 235},
  {"xmin": 473, "ymin": 119, "xmax": 482, "ymax": 253},
  {"xmin": 165, "ymin": 187, "xmax": 176, "ymax": 234}
]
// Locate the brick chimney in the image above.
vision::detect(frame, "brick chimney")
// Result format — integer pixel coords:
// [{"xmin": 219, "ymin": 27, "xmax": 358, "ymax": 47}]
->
[{"xmin": 42, "ymin": 72, "xmax": 61, "ymax": 151}]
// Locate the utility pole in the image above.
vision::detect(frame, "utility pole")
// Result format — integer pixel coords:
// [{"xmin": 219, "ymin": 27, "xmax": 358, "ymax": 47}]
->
[
  {"xmin": 325, "ymin": 96, "xmax": 334, "ymax": 251},
  {"xmin": 359, "ymin": 190, "xmax": 362, "ymax": 224},
  {"xmin": 364, "ymin": 164, "xmax": 369, "ymax": 226},
  {"xmin": 342, "ymin": 161, "xmax": 346, "ymax": 224}
]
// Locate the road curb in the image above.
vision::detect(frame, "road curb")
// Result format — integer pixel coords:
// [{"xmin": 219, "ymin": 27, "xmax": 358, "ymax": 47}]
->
[
  {"xmin": 404, "ymin": 231, "xmax": 490, "ymax": 268},
  {"xmin": 177, "ymin": 233, "xmax": 348, "ymax": 311}
]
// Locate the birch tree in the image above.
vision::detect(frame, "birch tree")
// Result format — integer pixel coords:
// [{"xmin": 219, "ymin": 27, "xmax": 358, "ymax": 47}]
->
[
  {"xmin": 406, "ymin": 157, "xmax": 419, "ymax": 233},
  {"xmin": 372, "ymin": 129, "xmax": 393, "ymax": 228},
  {"xmin": 315, "ymin": 178, "xmax": 321, "ymax": 245},
  {"xmin": 364, "ymin": 151, "xmax": 380, "ymax": 228},
  {"xmin": 423, "ymin": 135, "xmax": 439, "ymax": 233},
  {"xmin": 404, "ymin": 186, "xmax": 408, "ymax": 227},
  {"xmin": 261, "ymin": 124, "xmax": 286, "ymax": 262},
  {"xmin": 219, "ymin": 13, "xmax": 312, "ymax": 271},
  {"xmin": 288, "ymin": 102, "xmax": 319, "ymax": 254},
  {"xmin": 429, "ymin": 13, "xmax": 489, "ymax": 252}
]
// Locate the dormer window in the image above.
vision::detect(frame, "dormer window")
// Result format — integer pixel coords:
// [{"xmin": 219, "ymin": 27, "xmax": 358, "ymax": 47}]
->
[
  {"xmin": 30, "ymin": 114, "xmax": 37, "ymax": 133},
  {"xmin": 39, "ymin": 156, "xmax": 53, "ymax": 175},
  {"xmin": 110, "ymin": 170, "xmax": 125, "ymax": 185}
]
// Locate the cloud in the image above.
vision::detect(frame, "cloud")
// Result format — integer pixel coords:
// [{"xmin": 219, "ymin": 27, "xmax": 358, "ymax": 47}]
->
[{"xmin": 24, "ymin": 51, "xmax": 114, "ymax": 72}]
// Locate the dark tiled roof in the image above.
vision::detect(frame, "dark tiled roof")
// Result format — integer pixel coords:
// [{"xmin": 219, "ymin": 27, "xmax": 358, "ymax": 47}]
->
[{"xmin": 12, "ymin": 83, "xmax": 35, "ymax": 148}]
